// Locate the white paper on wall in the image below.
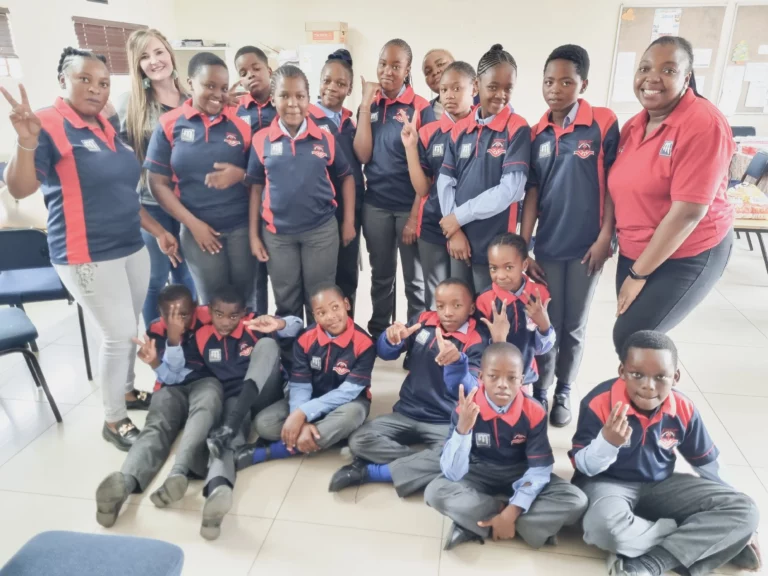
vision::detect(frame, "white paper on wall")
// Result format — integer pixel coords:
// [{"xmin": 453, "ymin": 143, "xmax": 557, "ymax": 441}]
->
[
  {"xmin": 745, "ymin": 82, "xmax": 768, "ymax": 108},
  {"xmin": 693, "ymin": 48, "xmax": 712, "ymax": 69},
  {"xmin": 651, "ymin": 8, "xmax": 682, "ymax": 41},
  {"xmin": 744, "ymin": 62, "xmax": 768, "ymax": 83},
  {"xmin": 719, "ymin": 66, "xmax": 745, "ymax": 115},
  {"xmin": 613, "ymin": 52, "xmax": 637, "ymax": 102}
]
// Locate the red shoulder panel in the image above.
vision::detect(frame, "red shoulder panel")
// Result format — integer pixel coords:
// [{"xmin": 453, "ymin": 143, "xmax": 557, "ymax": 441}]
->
[
  {"xmin": 298, "ymin": 328, "xmax": 319, "ymax": 353},
  {"xmin": 521, "ymin": 396, "xmax": 547, "ymax": 429}
]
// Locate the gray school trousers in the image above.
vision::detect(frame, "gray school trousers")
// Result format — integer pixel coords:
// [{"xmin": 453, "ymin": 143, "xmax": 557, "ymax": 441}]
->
[
  {"xmin": 122, "ymin": 377, "xmax": 223, "ymax": 491},
  {"xmin": 254, "ymin": 397, "xmax": 370, "ymax": 450},
  {"xmin": 449, "ymin": 258, "xmax": 491, "ymax": 296},
  {"xmin": 425, "ymin": 464, "xmax": 588, "ymax": 547},
  {"xmin": 203, "ymin": 339, "xmax": 283, "ymax": 493},
  {"xmin": 417, "ymin": 239, "xmax": 450, "ymax": 311},
  {"xmin": 179, "ymin": 225, "xmax": 255, "ymax": 305},
  {"xmin": 576, "ymin": 473, "xmax": 759, "ymax": 576},
  {"xmin": 535, "ymin": 258, "xmax": 602, "ymax": 391},
  {"xmin": 262, "ymin": 217, "xmax": 339, "ymax": 323},
  {"xmin": 348, "ymin": 412, "xmax": 450, "ymax": 497}
]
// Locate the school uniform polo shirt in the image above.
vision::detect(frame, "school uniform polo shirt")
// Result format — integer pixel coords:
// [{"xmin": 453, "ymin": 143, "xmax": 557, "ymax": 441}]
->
[
  {"xmin": 440, "ymin": 105, "xmax": 531, "ymax": 265},
  {"xmin": 363, "ymin": 85, "xmax": 436, "ymax": 213},
  {"xmin": 607, "ymin": 89, "xmax": 735, "ymax": 261},
  {"xmin": 235, "ymin": 93, "xmax": 277, "ymax": 135},
  {"xmin": 34, "ymin": 97, "xmax": 143, "ymax": 265},
  {"xmin": 570, "ymin": 378, "xmax": 719, "ymax": 483},
  {"xmin": 144, "ymin": 100, "xmax": 251, "ymax": 233},
  {"xmin": 417, "ymin": 113, "xmax": 456, "ymax": 245},
  {"xmin": 389, "ymin": 311, "xmax": 487, "ymax": 424},
  {"xmin": 291, "ymin": 318, "xmax": 375, "ymax": 399},
  {"xmin": 247, "ymin": 117, "xmax": 350, "ymax": 235},
  {"xmin": 529, "ymin": 100, "xmax": 620, "ymax": 261},
  {"xmin": 452, "ymin": 385, "xmax": 553, "ymax": 467}
]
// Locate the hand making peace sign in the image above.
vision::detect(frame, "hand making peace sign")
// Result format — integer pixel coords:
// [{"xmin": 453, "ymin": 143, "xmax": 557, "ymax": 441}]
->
[
  {"xmin": 132, "ymin": 336, "xmax": 159, "ymax": 369},
  {"xmin": 455, "ymin": 384, "xmax": 480, "ymax": 435},
  {"xmin": 400, "ymin": 110, "xmax": 419, "ymax": 149},
  {"xmin": 1, "ymin": 84, "xmax": 42, "ymax": 146}
]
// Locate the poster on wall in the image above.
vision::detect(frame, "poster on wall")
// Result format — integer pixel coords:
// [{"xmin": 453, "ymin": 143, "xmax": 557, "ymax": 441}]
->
[
  {"xmin": 613, "ymin": 52, "xmax": 638, "ymax": 102},
  {"xmin": 651, "ymin": 8, "xmax": 682, "ymax": 41}
]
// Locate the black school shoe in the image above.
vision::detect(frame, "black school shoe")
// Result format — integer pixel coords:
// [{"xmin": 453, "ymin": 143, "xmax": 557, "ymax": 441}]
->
[
  {"xmin": 150, "ymin": 473, "xmax": 189, "ymax": 508},
  {"xmin": 328, "ymin": 458, "xmax": 369, "ymax": 492},
  {"xmin": 207, "ymin": 425, "xmax": 236, "ymax": 461},
  {"xmin": 126, "ymin": 390, "xmax": 152, "ymax": 410},
  {"xmin": 549, "ymin": 394, "xmax": 572, "ymax": 427},
  {"xmin": 443, "ymin": 523, "xmax": 484, "ymax": 551},
  {"xmin": 201, "ymin": 484, "xmax": 233, "ymax": 541},
  {"xmin": 95, "ymin": 472, "xmax": 130, "ymax": 528},
  {"xmin": 102, "ymin": 418, "xmax": 140, "ymax": 451}
]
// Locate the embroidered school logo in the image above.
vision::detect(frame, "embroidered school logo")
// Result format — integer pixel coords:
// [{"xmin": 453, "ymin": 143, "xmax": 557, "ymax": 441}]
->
[
  {"xmin": 487, "ymin": 139, "xmax": 505, "ymax": 158},
  {"xmin": 475, "ymin": 433, "xmax": 491, "ymax": 448},
  {"xmin": 81, "ymin": 139, "xmax": 100, "ymax": 152},
  {"xmin": 370, "ymin": 111, "xmax": 379, "ymax": 123},
  {"xmin": 333, "ymin": 360, "xmax": 350, "ymax": 376},
  {"xmin": 415, "ymin": 329, "xmax": 430, "ymax": 345},
  {"xmin": 239, "ymin": 342, "xmax": 253, "ymax": 357},
  {"xmin": 511, "ymin": 434, "xmax": 527, "ymax": 445},
  {"xmin": 394, "ymin": 108, "xmax": 409, "ymax": 123},
  {"xmin": 318, "ymin": 124, "xmax": 331, "ymax": 133},
  {"xmin": 660, "ymin": 140, "xmax": 674, "ymax": 157},
  {"xmin": 270, "ymin": 142, "xmax": 283, "ymax": 156},
  {"xmin": 659, "ymin": 429, "xmax": 679, "ymax": 450},
  {"xmin": 539, "ymin": 141, "xmax": 552, "ymax": 158},
  {"xmin": 208, "ymin": 349, "xmax": 222, "ymax": 363},
  {"xmin": 432, "ymin": 143, "xmax": 444, "ymax": 157},
  {"xmin": 239, "ymin": 114, "xmax": 251, "ymax": 126},
  {"xmin": 574, "ymin": 140, "xmax": 595, "ymax": 159},
  {"xmin": 311, "ymin": 356, "xmax": 323, "ymax": 370},
  {"xmin": 311, "ymin": 144, "xmax": 328, "ymax": 159},
  {"xmin": 224, "ymin": 133, "xmax": 242, "ymax": 147},
  {"xmin": 181, "ymin": 128, "xmax": 195, "ymax": 143},
  {"xmin": 460, "ymin": 143, "xmax": 472, "ymax": 159}
]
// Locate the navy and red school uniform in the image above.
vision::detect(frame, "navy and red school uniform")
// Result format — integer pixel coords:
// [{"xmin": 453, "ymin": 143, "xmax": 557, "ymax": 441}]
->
[
  {"xmin": 570, "ymin": 378, "xmax": 719, "ymax": 483},
  {"xmin": 452, "ymin": 385, "xmax": 553, "ymax": 467},
  {"xmin": 441, "ymin": 105, "xmax": 531, "ymax": 265},
  {"xmin": 34, "ymin": 97, "xmax": 143, "ymax": 265},
  {"xmin": 364, "ymin": 86, "xmax": 435, "ymax": 213},
  {"xmin": 476, "ymin": 279, "xmax": 552, "ymax": 384},
  {"xmin": 247, "ymin": 117, "xmax": 351, "ymax": 235},
  {"xmin": 379, "ymin": 311, "xmax": 487, "ymax": 423},
  {"xmin": 144, "ymin": 100, "xmax": 251, "ymax": 233},
  {"xmin": 529, "ymin": 100, "xmax": 619, "ymax": 261},
  {"xmin": 235, "ymin": 93, "xmax": 277, "ymax": 136},
  {"xmin": 291, "ymin": 318, "xmax": 375, "ymax": 400},
  {"xmin": 416, "ymin": 113, "xmax": 456, "ymax": 245}
]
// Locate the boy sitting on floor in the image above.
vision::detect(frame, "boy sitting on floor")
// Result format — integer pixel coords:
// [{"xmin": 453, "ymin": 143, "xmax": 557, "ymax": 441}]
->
[
  {"xmin": 329, "ymin": 278, "xmax": 488, "ymax": 498},
  {"xmin": 425, "ymin": 342, "xmax": 587, "ymax": 550},
  {"xmin": 571, "ymin": 330, "xmax": 761, "ymax": 576}
]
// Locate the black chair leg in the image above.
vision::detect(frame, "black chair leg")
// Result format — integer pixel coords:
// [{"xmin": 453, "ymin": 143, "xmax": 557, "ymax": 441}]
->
[
  {"xmin": 16, "ymin": 304, "xmax": 39, "ymax": 353},
  {"xmin": 757, "ymin": 232, "xmax": 768, "ymax": 275},
  {"xmin": 746, "ymin": 232, "xmax": 754, "ymax": 251},
  {"xmin": 77, "ymin": 304, "xmax": 93, "ymax": 381},
  {"xmin": 21, "ymin": 349, "xmax": 62, "ymax": 423},
  {"xmin": 736, "ymin": 231, "xmax": 741, "ymax": 239},
  {"xmin": 22, "ymin": 351, "xmax": 42, "ymax": 388}
]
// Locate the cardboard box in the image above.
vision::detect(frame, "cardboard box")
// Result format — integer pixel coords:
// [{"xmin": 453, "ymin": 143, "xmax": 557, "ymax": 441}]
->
[{"xmin": 305, "ymin": 21, "xmax": 348, "ymax": 44}]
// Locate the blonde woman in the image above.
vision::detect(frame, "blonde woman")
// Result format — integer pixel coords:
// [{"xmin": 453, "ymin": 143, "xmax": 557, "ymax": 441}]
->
[{"xmin": 111, "ymin": 29, "xmax": 197, "ymax": 335}]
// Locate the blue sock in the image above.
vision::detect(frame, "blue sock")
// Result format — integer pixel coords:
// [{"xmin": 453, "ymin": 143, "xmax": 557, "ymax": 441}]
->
[
  {"xmin": 554, "ymin": 381, "xmax": 572, "ymax": 396},
  {"xmin": 532, "ymin": 386, "xmax": 547, "ymax": 402},
  {"xmin": 251, "ymin": 441, "xmax": 294, "ymax": 464},
  {"xmin": 366, "ymin": 463, "xmax": 393, "ymax": 483}
]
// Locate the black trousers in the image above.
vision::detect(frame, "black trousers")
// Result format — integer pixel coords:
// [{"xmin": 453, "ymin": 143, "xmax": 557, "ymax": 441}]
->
[
  {"xmin": 613, "ymin": 231, "xmax": 733, "ymax": 353},
  {"xmin": 335, "ymin": 210, "xmax": 362, "ymax": 317}
]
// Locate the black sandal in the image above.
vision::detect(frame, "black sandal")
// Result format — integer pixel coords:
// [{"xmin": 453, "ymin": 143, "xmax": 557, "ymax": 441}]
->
[
  {"xmin": 126, "ymin": 390, "xmax": 152, "ymax": 410},
  {"xmin": 102, "ymin": 418, "xmax": 140, "ymax": 451}
]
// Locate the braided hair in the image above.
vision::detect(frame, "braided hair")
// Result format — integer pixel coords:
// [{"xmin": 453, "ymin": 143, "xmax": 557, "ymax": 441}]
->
[
  {"xmin": 442, "ymin": 61, "xmax": 476, "ymax": 83},
  {"xmin": 646, "ymin": 36, "xmax": 702, "ymax": 98},
  {"xmin": 477, "ymin": 44, "xmax": 517, "ymax": 78},
  {"xmin": 270, "ymin": 64, "xmax": 310, "ymax": 96},
  {"xmin": 382, "ymin": 38, "xmax": 413, "ymax": 86},
  {"xmin": 488, "ymin": 232, "xmax": 528, "ymax": 260},
  {"xmin": 544, "ymin": 44, "xmax": 590, "ymax": 79},
  {"xmin": 57, "ymin": 47, "xmax": 107, "ymax": 77},
  {"xmin": 325, "ymin": 48, "xmax": 353, "ymax": 81}
]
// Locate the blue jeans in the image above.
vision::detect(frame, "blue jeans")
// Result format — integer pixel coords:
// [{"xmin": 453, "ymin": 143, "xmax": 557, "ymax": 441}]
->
[{"xmin": 141, "ymin": 204, "xmax": 197, "ymax": 326}]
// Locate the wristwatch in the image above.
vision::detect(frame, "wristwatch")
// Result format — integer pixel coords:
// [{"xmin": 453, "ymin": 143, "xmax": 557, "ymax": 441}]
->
[{"xmin": 628, "ymin": 266, "xmax": 650, "ymax": 281}]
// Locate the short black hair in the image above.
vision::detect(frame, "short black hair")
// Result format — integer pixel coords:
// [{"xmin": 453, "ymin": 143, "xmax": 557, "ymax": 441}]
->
[
  {"xmin": 270, "ymin": 64, "xmax": 310, "ymax": 96},
  {"xmin": 620, "ymin": 330, "xmax": 679, "ymax": 367},
  {"xmin": 481, "ymin": 342, "xmax": 523, "ymax": 369},
  {"xmin": 488, "ymin": 232, "xmax": 529, "ymax": 260},
  {"xmin": 234, "ymin": 45, "xmax": 268, "ymax": 66},
  {"xmin": 157, "ymin": 284, "xmax": 194, "ymax": 312},
  {"xmin": 477, "ymin": 44, "xmax": 517, "ymax": 77},
  {"xmin": 209, "ymin": 285, "xmax": 245, "ymax": 310},
  {"xmin": 188, "ymin": 51, "xmax": 227, "ymax": 78},
  {"xmin": 310, "ymin": 282, "xmax": 345, "ymax": 302},
  {"xmin": 442, "ymin": 61, "xmax": 476, "ymax": 83},
  {"xmin": 545, "ymin": 44, "xmax": 590, "ymax": 79},
  {"xmin": 435, "ymin": 277, "xmax": 474, "ymax": 299},
  {"xmin": 324, "ymin": 48, "xmax": 353, "ymax": 80},
  {"xmin": 57, "ymin": 47, "xmax": 107, "ymax": 76}
]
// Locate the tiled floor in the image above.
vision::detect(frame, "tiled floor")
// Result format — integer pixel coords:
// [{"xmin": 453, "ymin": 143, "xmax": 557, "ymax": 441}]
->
[{"xmin": 0, "ymin": 237, "xmax": 767, "ymax": 575}]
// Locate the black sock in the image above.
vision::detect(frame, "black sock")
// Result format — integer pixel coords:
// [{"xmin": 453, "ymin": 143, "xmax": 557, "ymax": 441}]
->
[
  {"xmin": 554, "ymin": 380, "xmax": 572, "ymax": 396},
  {"xmin": 224, "ymin": 379, "xmax": 260, "ymax": 431},
  {"xmin": 532, "ymin": 386, "xmax": 547, "ymax": 402},
  {"xmin": 625, "ymin": 547, "xmax": 681, "ymax": 576},
  {"xmin": 204, "ymin": 476, "xmax": 232, "ymax": 498},
  {"xmin": 123, "ymin": 473, "xmax": 138, "ymax": 494}
]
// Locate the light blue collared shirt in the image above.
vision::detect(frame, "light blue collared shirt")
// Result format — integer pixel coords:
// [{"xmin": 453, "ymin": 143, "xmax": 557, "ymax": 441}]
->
[
  {"xmin": 278, "ymin": 118, "xmax": 307, "ymax": 139},
  {"xmin": 562, "ymin": 101, "xmax": 580, "ymax": 129},
  {"xmin": 315, "ymin": 101, "xmax": 342, "ymax": 128},
  {"xmin": 153, "ymin": 345, "xmax": 191, "ymax": 385}
]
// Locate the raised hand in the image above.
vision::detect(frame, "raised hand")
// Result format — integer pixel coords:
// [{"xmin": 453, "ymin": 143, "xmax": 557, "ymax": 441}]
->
[
  {"xmin": 385, "ymin": 322, "xmax": 422, "ymax": 346},
  {"xmin": 132, "ymin": 336, "xmax": 160, "ymax": 368},
  {"xmin": 246, "ymin": 315, "xmax": 286, "ymax": 334},
  {"xmin": 165, "ymin": 303, "xmax": 187, "ymax": 346},
  {"xmin": 1, "ymin": 84, "xmax": 42, "ymax": 144},
  {"xmin": 400, "ymin": 111, "xmax": 419, "ymax": 149},
  {"xmin": 524, "ymin": 289, "xmax": 551, "ymax": 333},
  {"xmin": 602, "ymin": 402, "xmax": 632, "ymax": 447},
  {"xmin": 360, "ymin": 76, "xmax": 381, "ymax": 107},
  {"xmin": 481, "ymin": 299, "xmax": 511, "ymax": 344},
  {"xmin": 455, "ymin": 384, "xmax": 480, "ymax": 435},
  {"xmin": 434, "ymin": 327, "xmax": 461, "ymax": 366}
]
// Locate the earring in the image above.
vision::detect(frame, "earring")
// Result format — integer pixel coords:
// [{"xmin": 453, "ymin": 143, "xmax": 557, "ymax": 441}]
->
[
  {"xmin": 143, "ymin": 77, "xmax": 151, "ymax": 90},
  {"xmin": 171, "ymin": 70, "xmax": 178, "ymax": 80}
]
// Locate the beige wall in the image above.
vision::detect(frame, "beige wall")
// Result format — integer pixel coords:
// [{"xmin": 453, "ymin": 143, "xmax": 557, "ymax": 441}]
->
[
  {"xmin": 0, "ymin": 0, "xmax": 176, "ymax": 159},
  {"xmin": 171, "ymin": 0, "xmax": 767, "ymax": 133}
]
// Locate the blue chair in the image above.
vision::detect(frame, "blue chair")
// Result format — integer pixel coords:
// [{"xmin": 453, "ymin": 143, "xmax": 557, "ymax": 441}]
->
[
  {"xmin": 0, "ymin": 228, "xmax": 92, "ymax": 380},
  {"xmin": 0, "ymin": 307, "xmax": 61, "ymax": 422},
  {"xmin": 731, "ymin": 126, "xmax": 757, "ymax": 137}
]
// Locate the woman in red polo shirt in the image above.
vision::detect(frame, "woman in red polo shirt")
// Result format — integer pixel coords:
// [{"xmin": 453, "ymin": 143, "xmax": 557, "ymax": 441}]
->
[{"xmin": 608, "ymin": 36, "xmax": 734, "ymax": 352}]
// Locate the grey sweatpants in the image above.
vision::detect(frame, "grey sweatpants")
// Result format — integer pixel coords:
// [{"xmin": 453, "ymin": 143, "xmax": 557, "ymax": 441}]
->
[
  {"xmin": 254, "ymin": 397, "xmax": 370, "ymax": 450},
  {"xmin": 417, "ymin": 239, "xmax": 450, "ymax": 310},
  {"xmin": 362, "ymin": 203, "xmax": 425, "ymax": 336},
  {"xmin": 535, "ymin": 258, "xmax": 602, "ymax": 391},
  {"xmin": 426, "ymin": 464, "xmax": 588, "ymax": 547},
  {"xmin": 576, "ymin": 473, "xmax": 759, "ymax": 575},
  {"xmin": 263, "ymin": 216, "xmax": 339, "ymax": 323},
  {"xmin": 449, "ymin": 258, "xmax": 491, "ymax": 296},
  {"xmin": 348, "ymin": 412, "xmax": 449, "ymax": 497},
  {"xmin": 203, "ymin": 339, "xmax": 283, "ymax": 493},
  {"xmin": 180, "ymin": 225, "xmax": 255, "ymax": 306},
  {"xmin": 121, "ymin": 377, "xmax": 223, "ymax": 491}
]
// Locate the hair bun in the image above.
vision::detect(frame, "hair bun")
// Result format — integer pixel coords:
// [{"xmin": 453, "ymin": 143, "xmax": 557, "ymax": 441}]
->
[
  {"xmin": 490, "ymin": 44, "xmax": 504, "ymax": 52},
  {"xmin": 328, "ymin": 48, "xmax": 353, "ymax": 68}
]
